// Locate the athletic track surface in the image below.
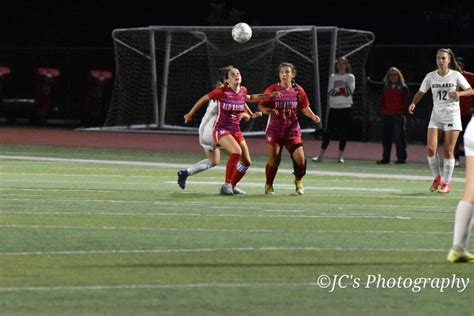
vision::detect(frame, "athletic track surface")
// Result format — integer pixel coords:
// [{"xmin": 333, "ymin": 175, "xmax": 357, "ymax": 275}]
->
[{"xmin": 0, "ymin": 127, "xmax": 438, "ymax": 164}]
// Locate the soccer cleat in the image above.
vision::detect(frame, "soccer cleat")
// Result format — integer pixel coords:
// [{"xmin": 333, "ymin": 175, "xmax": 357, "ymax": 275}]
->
[
  {"xmin": 220, "ymin": 183, "xmax": 234, "ymax": 195},
  {"xmin": 265, "ymin": 184, "xmax": 275, "ymax": 195},
  {"xmin": 232, "ymin": 186, "xmax": 246, "ymax": 195},
  {"xmin": 294, "ymin": 179, "xmax": 304, "ymax": 195},
  {"xmin": 430, "ymin": 175, "xmax": 442, "ymax": 192},
  {"xmin": 454, "ymin": 159, "xmax": 460, "ymax": 167},
  {"xmin": 376, "ymin": 160, "xmax": 389, "ymax": 165},
  {"xmin": 311, "ymin": 156, "xmax": 322, "ymax": 162},
  {"xmin": 447, "ymin": 248, "xmax": 474, "ymax": 263},
  {"xmin": 438, "ymin": 182, "xmax": 450, "ymax": 194},
  {"xmin": 177, "ymin": 170, "xmax": 189, "ymax": 189},
  {"xmin": 337, "ymin": 158, "xmax": 345, "ymax": 163}
]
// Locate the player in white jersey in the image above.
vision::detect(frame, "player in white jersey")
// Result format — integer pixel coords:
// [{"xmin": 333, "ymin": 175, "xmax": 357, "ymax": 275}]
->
[
  {"xmin": 447, "ymin": 116, "xmax": 474, "ymax": 262},
  {"xmin": 409, "ymin": 48, "xmax": 472, "ymax": 193},
  {"xmin": 177, "ymin": 98, "xmax": 220, "ymax": 189}
]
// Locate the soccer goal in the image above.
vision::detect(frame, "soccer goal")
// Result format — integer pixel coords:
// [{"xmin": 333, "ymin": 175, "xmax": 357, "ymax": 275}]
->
[{"xmin": 103, "ymin": 26, "xmax": 374, "ymax": 135}]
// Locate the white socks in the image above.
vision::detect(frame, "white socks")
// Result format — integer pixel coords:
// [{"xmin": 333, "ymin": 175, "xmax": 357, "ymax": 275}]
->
[
  {"xmin": 427, "ymin": 154, "xmax": 441, "ymax": 178},
  {"xmin": 443, "ymin": 158, "xmax": 455, "ymax": 184},
  {"xmin": 452, "ymin": 201, "xmax": 474, "ymax": 249},
  {"xmin": 187, "ymin": 159, "xmax": 215, "ymax": 176}
]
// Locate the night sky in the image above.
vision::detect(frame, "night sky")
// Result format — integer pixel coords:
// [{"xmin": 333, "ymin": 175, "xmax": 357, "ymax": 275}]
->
[{"xmin": 1, "ymin": 0, "xmax": 473, "ymax": 47}]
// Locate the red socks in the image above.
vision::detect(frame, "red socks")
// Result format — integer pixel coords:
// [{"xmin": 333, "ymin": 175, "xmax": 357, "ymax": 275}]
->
[{"xmin": 225, "ymin": 153, "xmax": 241, "ymax": 183}]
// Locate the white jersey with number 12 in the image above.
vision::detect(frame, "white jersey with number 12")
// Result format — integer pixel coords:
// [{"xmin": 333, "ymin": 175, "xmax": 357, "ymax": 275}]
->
[{"xmin": 419, "ymin": 69, "xmax": 470, "ymax": 124}]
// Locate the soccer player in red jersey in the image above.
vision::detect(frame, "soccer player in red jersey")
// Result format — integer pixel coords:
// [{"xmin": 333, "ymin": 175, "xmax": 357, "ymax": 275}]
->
[
  {"xmin": 259, "ymin": 62, "xmax": 320, "ymax": 195},
  {"xmin": 185, "ymin": 65, "xmax": 276, "ymax": 195}
]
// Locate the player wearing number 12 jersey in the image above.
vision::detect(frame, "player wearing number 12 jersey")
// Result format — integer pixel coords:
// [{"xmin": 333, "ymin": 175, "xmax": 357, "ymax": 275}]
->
[{"xmin": 409, "ymin": 48, "xmax": 472, "ymax": 193}]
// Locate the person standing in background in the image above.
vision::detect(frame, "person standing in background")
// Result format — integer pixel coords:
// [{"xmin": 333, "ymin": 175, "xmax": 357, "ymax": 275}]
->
[
  {"xmin": 376, "ymin": 67, "xmax": 409, "ymax": 165},
  {"xmin": 312, "ymin": 57, "xmax": 355, "ymax": 163}
]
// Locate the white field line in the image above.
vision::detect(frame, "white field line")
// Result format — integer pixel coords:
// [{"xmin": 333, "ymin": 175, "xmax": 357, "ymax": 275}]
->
[
  {"xmin": 0, "ymin": 246, "xmax": 447, "ymax": 257},
  {"xmin": 0, "ymin": 224, "xmax": 451, "ymax": 235},
  {"xmin": 0, "ymin": 178, "xmax": 402, "ymax": 192},
  {"xmin": 0, "ymin": 283, "xmax": 319, "ymax": 292},
  {"xmin": 165, "ymin": 181, "xmax": 401, "ymax": 192},
  {"xmin": 0, "ymin": 197, "xmax": 451, "ymax": 210},
  {"xmin": 0, "ymin": 173, "xmax": 157, "ymax": 178},
  {"xmin": 0, "ymin": 155, "xmax": 465, "ymax": 182},
  {"xmin": 0, "ymin": 210, "xmax": 452, "ymax": 221},
  {"xmin": 0, "ymin": 188, "xmax": 459, "ymax": 200}
]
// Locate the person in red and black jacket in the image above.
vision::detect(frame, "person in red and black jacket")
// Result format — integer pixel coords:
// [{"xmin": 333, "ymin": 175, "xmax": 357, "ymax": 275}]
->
[
  {"xmin": 376, "ymin": 67, "xmax": 409, "ymax": 164},
  {"xmin": 454, "ymin": 57, "xmax": 474, "ymax": 167}
]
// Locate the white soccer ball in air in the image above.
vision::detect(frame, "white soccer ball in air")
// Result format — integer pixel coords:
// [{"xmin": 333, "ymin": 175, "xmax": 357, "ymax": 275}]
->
[{"xmin": 232, "ymin": 23, "xmax": 252, "ymax": 43}]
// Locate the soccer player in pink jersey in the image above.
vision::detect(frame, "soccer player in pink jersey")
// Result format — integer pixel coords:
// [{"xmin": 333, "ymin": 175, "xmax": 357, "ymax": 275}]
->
[
  {"xmin": 185, "ymin": 65, "xmax": 277, "ymax": 195},
  {"xmin": 259, "ymin": 62, "xmax": 320, "ymax": 195}
]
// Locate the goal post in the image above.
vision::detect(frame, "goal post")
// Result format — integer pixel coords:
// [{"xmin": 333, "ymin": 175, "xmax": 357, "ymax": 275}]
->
[{"xmin": 103, "ymin": 26, "xmax": 374, "ymax": 137}]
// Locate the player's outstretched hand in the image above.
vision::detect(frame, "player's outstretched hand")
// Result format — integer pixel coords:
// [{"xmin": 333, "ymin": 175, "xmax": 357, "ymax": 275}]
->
[
  {"xmin": 184, "ymin": 113, "xmax": 193, "ymax": 124},
  {"xmin": 270, "ymin": 91, "xmax": 282, "ymax": 98},
  {"xmin": 240, "ymin": 112, "xmax": 251, "ymax": 121},
  {"xmin": 268, "ymin": 108, "xmax": 279, "ymax": 116},
  {"xmin": 252, "ymin": 111, "xmax": 263, "ymax": 119}
]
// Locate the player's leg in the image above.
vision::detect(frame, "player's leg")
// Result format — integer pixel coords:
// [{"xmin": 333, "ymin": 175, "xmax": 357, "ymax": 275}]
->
[
  {"xmin": 177, "ymin": 118, "xmax": 218, "ymax": 189},
  {"xmin": 218, "ymin": 134, "xmax": 242, "ymax": 195},
  {"xmin": 426, "ymin": 127, "xmax": 442, "ymax": 191},
  {"xmin": 265, "ymin": 143, "xmax": 282, "ymax": 195},
  {"xmin": 438, "ymin": 129, "xmax": 460, "ymax": 193},
  {"xmin": 177, "ymin": 156, "xmax": 215, "ymax": 189},
  {"xmin": 230, "ymin": 139, "xmax": 251, "ymax": 194},
  {"xmin": 448, "ymin": 120, "xmax": 474, "ymax": 262},
  {"xmin": 289, "ymin": 143, "xmax": 306, "ymax": 195}
]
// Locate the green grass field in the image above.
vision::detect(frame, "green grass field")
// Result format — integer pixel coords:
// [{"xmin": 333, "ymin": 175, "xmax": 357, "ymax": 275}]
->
[{"xmin": 0, "ymin": 144, "xmax": 472, "ymax": 315}]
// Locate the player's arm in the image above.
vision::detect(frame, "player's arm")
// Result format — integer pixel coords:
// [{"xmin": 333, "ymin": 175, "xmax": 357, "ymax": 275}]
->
[
  {"xmin": 243, "ymin": 104, "xmax": 262, "ymax": 119},
  {"xmin": 257, "ymin": 87, "xmax": 279, "ymax": 115},
  {"xmin": 240, "ymin": 104, "xmax": 252, "ymax": 121},
  {"xmin": 184, "ymin": 94, "xmax": 210, "ymax": 124},
  {"xmin": 301, "ymin": 106, "xmax": 320, "ymax": 123},
  {"xmin": 259, "ymin": 103, "xmax": 278, "ymax": 116},
  {"xmin": 247, "ymin": 91, "xmax": 281, "ymax": 103},
  {"xmin": 450, "ymin": 87, "xmax": 473, "ymax": 99},
  {"xmin": 408, "ymin": 91, "xmax": 426, "ymax": 114}
]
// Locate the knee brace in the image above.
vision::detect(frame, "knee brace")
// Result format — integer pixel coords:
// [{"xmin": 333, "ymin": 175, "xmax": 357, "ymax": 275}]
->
[
  {"xmin": 288, "ymin": 143, "xmax": 303, "ymax": 157},
  {"xmin": 293, "ymin": 158, "xmax": 307, "ymax": 179}
]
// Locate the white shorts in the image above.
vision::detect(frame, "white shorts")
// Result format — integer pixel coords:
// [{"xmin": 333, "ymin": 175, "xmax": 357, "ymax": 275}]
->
[
  {"xmin": 428, "ymin": 115, "xmax": 462, "ymax": 131},
  {"xmin": 464, "ymin": 117, "xmax": 474, "ymax": 157},
  {"xmin": 199, "ymin": 115, "xmax": 217, "ymax": 151}
]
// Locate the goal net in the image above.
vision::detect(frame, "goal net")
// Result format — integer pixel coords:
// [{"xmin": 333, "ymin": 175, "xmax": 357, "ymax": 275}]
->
[{"xmin": 104, "ymin": 26, "xmax": 374, "ymax": 136}]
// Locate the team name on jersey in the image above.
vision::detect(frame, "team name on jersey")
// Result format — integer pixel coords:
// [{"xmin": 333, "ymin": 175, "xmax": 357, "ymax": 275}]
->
[
  {"xmin": 432, "ymin": 83, "xmax": 455, "ymax": 88},
  {"xmin": 220, "ymin": 102, "xmax": 244, "ymax": 111},
  {"xmin": 274, "ymin": 101, "xmax": 298, "ymax": 109}
]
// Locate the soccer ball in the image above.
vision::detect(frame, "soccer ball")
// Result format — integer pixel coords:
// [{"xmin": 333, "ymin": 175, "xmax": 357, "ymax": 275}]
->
[{"xmin": 232, "ymin": 23, "xmax": 252, "ymax": 43}]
